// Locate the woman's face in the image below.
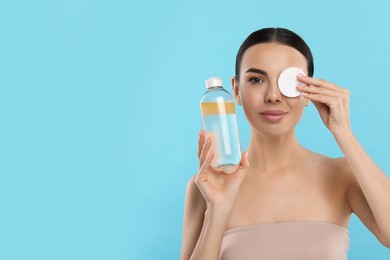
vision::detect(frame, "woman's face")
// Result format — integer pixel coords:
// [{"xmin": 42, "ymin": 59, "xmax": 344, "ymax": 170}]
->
[{"xmin": 233, "ymin": 43, "xmax": 310, "ymax": 136}]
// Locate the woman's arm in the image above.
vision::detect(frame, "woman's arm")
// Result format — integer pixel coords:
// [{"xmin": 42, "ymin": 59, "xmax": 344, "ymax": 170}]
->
[
  {"xmin": 181, "ymin": 177, "xmax": 232, "ymax": 260},
  {"xmin": 335, "ymin": 129, "xmax": 390, "ymax": 248},
  {"xmin": 180, "ymin": 176, "xmax": 207, "ymax": 260},
  {"xmin": 181, "ymin": 131, "xmax": 250, "ymax": 259},
  {"xmin": 297, "ymin": 75, "xmax": 390, "ymax": 248},
  {"xmin": 181, "ymin": 176, "xmax": 232, "ymax": 260}
]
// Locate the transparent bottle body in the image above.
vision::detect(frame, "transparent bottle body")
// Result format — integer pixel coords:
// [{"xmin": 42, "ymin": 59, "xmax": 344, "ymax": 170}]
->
[{"xmin": 200, "ymin": 87, "xmax": 242, "ymax": 173}]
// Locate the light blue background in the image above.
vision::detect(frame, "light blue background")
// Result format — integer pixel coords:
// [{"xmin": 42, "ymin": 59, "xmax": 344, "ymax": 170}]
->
[{"xmin": 1, "ymin": 0, "xmax": 389, "ymax": 259}]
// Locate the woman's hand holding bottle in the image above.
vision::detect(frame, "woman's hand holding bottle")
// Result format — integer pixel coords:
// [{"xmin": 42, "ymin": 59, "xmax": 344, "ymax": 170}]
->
[{"xmin": 195, "ymin": 129, "xmax": 250, "ymax": 211}]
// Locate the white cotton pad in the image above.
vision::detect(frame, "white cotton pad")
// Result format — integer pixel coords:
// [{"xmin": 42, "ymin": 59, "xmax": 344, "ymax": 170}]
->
[{"xmin": 278, "ymin": 67, "xmax": 306, "ymax": 97}]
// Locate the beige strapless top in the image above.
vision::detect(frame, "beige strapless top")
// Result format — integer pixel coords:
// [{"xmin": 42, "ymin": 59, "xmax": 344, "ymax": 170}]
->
[{"xmin": 219, "ymin": 221, "xmax": 350, "ymax": 260}]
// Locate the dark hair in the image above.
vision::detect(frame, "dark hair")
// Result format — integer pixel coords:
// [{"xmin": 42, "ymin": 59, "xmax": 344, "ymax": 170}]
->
[{"xmin": 235, "ymin": 28, "xmax": 314, "ymax": 80}]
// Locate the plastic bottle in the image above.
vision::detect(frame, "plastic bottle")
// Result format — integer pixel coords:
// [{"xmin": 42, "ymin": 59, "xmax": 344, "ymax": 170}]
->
[{"xmin": 200, "ymin": 77, "xmax": 242, "ymax": 173}]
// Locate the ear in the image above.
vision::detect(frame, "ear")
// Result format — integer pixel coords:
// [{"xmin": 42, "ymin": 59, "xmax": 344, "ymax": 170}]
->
[{"xmin": 231, "ymin": 76, "xmax": 243, "ymax": 106}]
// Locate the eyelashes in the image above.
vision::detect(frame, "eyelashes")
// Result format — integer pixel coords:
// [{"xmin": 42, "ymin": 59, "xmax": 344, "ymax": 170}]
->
[{"xmin": 248, "ymin": 77, "xmax": 264, "ymax": 85}]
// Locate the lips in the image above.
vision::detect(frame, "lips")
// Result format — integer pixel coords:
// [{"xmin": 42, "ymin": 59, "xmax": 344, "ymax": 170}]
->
[{"xmin": 260, "ymin": 110, "xmax": 288, "ymax": 123}]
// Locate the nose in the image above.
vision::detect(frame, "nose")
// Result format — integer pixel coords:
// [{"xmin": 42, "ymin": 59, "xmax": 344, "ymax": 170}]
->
[{"xmin": 264, "ymin": 82, "xmax": 282, "ymax": 103}]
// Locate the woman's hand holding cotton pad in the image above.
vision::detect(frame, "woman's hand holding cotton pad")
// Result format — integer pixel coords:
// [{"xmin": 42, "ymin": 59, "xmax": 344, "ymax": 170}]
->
[{"xmin": 278, "ymin": 67, "xmax": 306, "ymax": 97}]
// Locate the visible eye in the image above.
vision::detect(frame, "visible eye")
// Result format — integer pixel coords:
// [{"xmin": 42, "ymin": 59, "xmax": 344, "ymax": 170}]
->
[{"xmin": 248, "ymin": 77, "xmax": 264, "ymax": 85}]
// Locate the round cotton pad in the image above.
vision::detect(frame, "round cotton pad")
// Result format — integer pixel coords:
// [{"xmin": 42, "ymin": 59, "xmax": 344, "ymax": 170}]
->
[{"xmin": 278, "ymin": 67, "xmax": 306, "ymax": 97}]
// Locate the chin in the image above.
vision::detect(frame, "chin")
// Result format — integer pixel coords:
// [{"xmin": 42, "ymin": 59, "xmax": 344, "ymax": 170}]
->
[{"xmin": 250, "ymin": 120, "xmax": 296, "ymax": 137}]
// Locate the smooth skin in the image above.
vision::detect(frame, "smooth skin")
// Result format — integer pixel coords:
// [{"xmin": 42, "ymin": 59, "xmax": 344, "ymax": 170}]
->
[{"xmin": 181, "ymin": 43, "xmax": 390, "ymax": 260}]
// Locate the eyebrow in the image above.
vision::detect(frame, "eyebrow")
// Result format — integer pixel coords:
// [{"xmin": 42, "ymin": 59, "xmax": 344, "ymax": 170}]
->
[{"xmin": 245, "ymin": 68, "xmax": 268, "ymax": 76}]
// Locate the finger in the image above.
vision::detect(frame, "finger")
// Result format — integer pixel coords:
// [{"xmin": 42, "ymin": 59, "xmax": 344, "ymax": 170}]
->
[
  {"xmin": 234, "ymin": 151, "xmax": 250, "ymax": 178},
  {"xmin": 198, "ymin": 149, "xmax": 214, "ymax": 180},
  {"xmin": 311, "ymin": 100, "xmax": 328, "ymax": 114},
  {"xmin": 239, "ymin": 151, "xmax": 250, "ymax": 169},
  {"xmin": 303, "ymin": 92, "xmax": 335, "ymax": 106},
  {"xmin": 197, "ymin": 129, "xmax": 206, "ymax": 158},
  {"xmin": 302, "ymin": 92, "xmax": 327, "ymax": 103},
  {"xmin": 297, "ymin": 75, "xmax": 339, "ymax": 91},
  {"xmin": 297, "ymin": 84, "xmax": 344, "ymax": 98},
  {"xmin": 199, "ymin": 137, "xmax": 211, "ymax": 167}
]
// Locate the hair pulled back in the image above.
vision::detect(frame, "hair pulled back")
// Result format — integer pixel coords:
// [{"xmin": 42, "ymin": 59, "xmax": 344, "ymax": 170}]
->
[{"xmin": 235, "ymin": 28, "xmax": 314, "ymax": 80}]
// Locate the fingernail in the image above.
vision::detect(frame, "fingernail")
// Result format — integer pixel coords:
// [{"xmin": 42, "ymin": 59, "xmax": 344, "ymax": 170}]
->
[{"xmin": 297, "ymin": 73, "xmax": 305, "ymax": 78}]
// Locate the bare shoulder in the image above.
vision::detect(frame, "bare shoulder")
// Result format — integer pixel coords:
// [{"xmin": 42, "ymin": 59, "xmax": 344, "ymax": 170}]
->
[
  {"xmin": 307, "ymin": 149, "xmax": 352, "ymax": 176},
  {"xmin": 304, "ymin": 150, "xmax": 353, "ymax": 186},
  {"xmin": 322, "ymin": 155, "xmax": 354, "ymax": 180}
]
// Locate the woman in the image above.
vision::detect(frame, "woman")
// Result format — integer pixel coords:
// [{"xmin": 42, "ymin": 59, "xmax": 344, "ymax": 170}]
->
[{"xmin": 180, "ymin": 28, "xmax": 390, "ymax": 260}]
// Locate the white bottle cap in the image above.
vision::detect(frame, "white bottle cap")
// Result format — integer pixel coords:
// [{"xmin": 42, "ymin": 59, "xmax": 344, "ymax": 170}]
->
[
  {"xmin": 205, "ymin": 77, "xmax": 223, "ymax": 89},
  {"xmin": 278, "ymin": 67, "xmax": 306, "ymax": 97}
]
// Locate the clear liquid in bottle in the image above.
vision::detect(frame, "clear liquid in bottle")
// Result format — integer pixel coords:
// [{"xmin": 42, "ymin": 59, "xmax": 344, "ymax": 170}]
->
[{"xmin": 200, "ymin": 77, "xmax": 242, "ymax": 173}]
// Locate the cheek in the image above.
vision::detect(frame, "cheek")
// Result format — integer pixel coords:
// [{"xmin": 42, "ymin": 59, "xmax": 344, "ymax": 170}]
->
[
  {"xmin": 239, "ymin": 90, "xmax": 258, "ymax": 115},
  {"xmin": 241, "ymin": 94, "xmax": 259, "ymax": 113},
  {"xmin": 240, "ymin": 87, "xmax": 263, "ymax": 104},
  {"xmin": 286, "ymin": 96, "xmax": 306, "ymax": 113}
]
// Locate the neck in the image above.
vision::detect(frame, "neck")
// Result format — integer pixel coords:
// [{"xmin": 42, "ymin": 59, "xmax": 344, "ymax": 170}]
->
[{"xmin": 247, "ymin": 128, "xmax": 307, "ymax": 174}]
